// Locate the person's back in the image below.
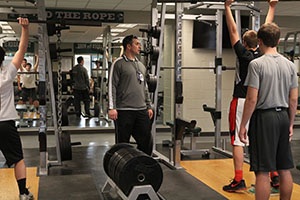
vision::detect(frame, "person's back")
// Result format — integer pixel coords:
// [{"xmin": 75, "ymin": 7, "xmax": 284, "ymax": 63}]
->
[
  {"xmin": 0, "ymin": 62, "xmax": 19, "ymax": 121},
  {"xmin": 240, "ymin": 22, "xmax": 298, "ymax": 200},
  {"xmin": 247, "ymin": 54, "xmax": 296, "ymax": 109},
  {"xmin": 223, "ymin": 0, "xmax": 280, "ymax": 193},
  {"xmin": 71, "ymin": 56, "xmax": 91, "ymax": 118},
  {"xmin": 72, "ymin": 63, "xmax": 89, "ymax": 91},
  {"xmin": 232, "ymin": 38, "xmax": 262, "ymax": 98}
]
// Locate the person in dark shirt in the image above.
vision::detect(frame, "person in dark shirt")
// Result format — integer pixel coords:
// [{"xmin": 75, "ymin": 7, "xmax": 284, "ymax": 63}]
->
[
  {"xmin": 223, "ymin": 0, "xmax": 279, "ymax": 192},
  {"xmin": 71, "ymin": 56, "xmax": 91, "ymax": 118}
]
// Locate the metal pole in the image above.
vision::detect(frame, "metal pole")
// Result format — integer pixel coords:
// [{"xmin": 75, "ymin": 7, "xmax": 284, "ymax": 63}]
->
[
  {"xmin": 251, "ymin": 2, "xmax": 260, "ymax": 32},
  {"xmin": 151, "ymin": 3, "xmax": 166, "ymax": 152},
  {"xmin": 173, "ymin": 2, "xmax": 183, "ymax": 168},
  {"xmin": 235, "ymin": 10, "xmax": 241, "ymax": 40},
  {"xmin": 37, "ymin": 0, "xmax": 47, "ymax": 175},
  {"xmin": 215, "ymin": 9, "xmax": 223, "ymax": 149},
  {"xmin": 101, "ymin": 27, "xmax": 109, "ymax": 122}
]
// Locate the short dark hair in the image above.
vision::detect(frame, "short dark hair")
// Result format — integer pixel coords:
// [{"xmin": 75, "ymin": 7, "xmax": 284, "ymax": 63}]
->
[
  {"xmin": 0, "ymin": 47, "xmax": 5, "ymax": 66},
  {"xmin": 25, "ymin": 63, "xmax": 32, "ymax": 68},
  {"xmin": 77, "ymin": 56, "xmax": 83, "ymax": 64},
  {"xmin": 242, "ymin": 30, "xmax": 258, "ymax": 48},
  {"xmin": 23, "ymin": 58, "xmax": 27, "ymax": 63},
  {"xmin": 122, "ymin": 35, "xmax": 138, "ymax": 51},
  {"xmin": 257, "ymin": 23, "xmax": 280, "ymax": 48}
]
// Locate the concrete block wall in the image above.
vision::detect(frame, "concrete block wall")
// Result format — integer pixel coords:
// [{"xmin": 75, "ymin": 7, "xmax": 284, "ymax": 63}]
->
[{"xmin": 181, "ymin": 20, "xmax": 237, "ymax": 132}]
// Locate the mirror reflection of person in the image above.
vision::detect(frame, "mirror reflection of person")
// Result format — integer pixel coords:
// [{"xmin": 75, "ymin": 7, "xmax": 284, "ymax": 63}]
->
[
  {"xmin": 71, "ymin": 56, "xmax": 91, "ymax": 118},
  {"xmin": 17, "ymin": 54, "xmax": 39, "ymax": 110},
  {"xmin": 90, "ymin": 60, "xmax": 102, "ymax": 104}
]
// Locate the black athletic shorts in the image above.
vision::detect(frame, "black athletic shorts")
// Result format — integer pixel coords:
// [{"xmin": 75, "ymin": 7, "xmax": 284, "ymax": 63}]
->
[
  {"xmin": 21, "ymin": 88, "xmax": 38, "ymax": 102},
  {"xmin": 0, "ymin": 120, "xmax": 24, "ymax": 167},
  {"xmin": 248, "ymin": 108, "xmax": 294, "ymax": 172}
]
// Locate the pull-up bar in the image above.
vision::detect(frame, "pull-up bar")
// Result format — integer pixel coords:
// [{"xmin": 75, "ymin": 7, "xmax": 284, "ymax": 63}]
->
[
  {"xmin": 158, "ymin": 0, "xmax": 295, "ymax": 2},
  {"xmin": 187, "ymin": 1, "xmax": 261, "ymax": 12}
]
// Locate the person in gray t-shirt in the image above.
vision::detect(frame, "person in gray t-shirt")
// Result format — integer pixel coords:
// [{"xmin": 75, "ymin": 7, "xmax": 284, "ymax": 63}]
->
[{"xmin": 239, "ymin": 23, "xmax": 298, "ymax": 200}]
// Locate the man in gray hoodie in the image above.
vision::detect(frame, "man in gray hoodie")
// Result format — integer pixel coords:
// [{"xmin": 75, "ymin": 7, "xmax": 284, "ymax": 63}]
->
[{"xmin": 108, "ymin": 35, "xmax": 153, "ymax": 155}]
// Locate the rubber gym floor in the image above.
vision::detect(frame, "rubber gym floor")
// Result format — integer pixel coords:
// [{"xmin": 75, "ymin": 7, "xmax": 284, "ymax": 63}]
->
[{"xmin": 1, "ymin": 117, "xmax": 300, "ymax": 200}]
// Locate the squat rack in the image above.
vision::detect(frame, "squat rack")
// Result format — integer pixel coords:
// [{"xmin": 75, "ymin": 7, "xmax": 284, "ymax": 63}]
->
[{"xmin": 152, "ymin": 0, "xmax": 261, "ymax": 168}]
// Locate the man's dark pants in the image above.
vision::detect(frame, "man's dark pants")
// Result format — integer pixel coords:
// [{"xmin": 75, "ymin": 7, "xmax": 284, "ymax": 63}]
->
[
  {"xmin": 115, "ymin": 109, "xmax": 153, "ymax": 155},
  {"xmin": 73, "ymin": 89, "xmax": 90, "ymax": 116}
]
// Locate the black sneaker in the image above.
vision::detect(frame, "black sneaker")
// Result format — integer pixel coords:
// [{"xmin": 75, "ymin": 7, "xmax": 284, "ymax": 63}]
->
[
  {"xmin": 223, "ymin": 179, "xmax": 247, "ymax": 192},
  {"xmin": 271, "ymin": 175, "xmax": 279, "ymax": 188}
]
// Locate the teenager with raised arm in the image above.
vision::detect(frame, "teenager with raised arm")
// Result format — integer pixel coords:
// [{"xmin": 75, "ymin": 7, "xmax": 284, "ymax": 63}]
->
[
  {"xmin": 223, "ymin": 0, "xmax": 279, "ymax": 192},
  {"xmin": 0, "ymin": 18, "xmax": 34, "ymax": 200}
]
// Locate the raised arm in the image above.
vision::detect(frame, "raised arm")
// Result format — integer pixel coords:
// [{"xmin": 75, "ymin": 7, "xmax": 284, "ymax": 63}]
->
[
  {"xmin": 265, "ymin": 0, "xmax": 278, "ymax": 24},
  {"xmin": 225, "ymin": 0, "xmax": 240, "ymax": 47},
  {"xmin": 12, "ymin": 18, "xmax": 29, "ymax": 70},
  {"xmin": 33, "ymin": 54, "xmax": 39, "ymax": 72}
]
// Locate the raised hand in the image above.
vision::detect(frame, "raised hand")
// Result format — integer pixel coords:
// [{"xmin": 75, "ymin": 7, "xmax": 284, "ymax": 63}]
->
[
  {"xmin": 17, "ymin": 17, "xmax": 29, "ymax": 28},
  {"xmin": 268, "ymin": 0, "xmax": 278, "ymax": 7},
  {"xmin": 225, "ymin": 0, "xmax": 234, "ymax": 7}
]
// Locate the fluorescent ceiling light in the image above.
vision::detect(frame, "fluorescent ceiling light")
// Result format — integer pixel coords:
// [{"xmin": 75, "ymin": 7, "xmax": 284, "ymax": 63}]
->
[
  {"xmin": 1, "ymin": 25, "xmax": 12, "ymax": 30},
  {"xmin": 0, "ymin": 21, "xmax": 8, "ymax": 25},
  {"xmin": 91, "ymin": 39, "xmax": 102, "ymax": 43},
  {"xmin": 111, "ymin": 28, "xmax": 127, "ymax": 33},
  {"xmin": 157, "ymin": 3, "xmax": 175, "ymax": 6},
  {"xmin": 3, "ymin": 30, "xmax": 15, "ymax": 34},
  {"xmin": 111, "ymin": 33, "xmax": 119, "ymax": 36},
  {"xmin": 116, "ymin": 24, "xmax": 137, "ymax": 28},
  {"xmin": 96, "ymin": 36, "xmax": 103, "ymax": 40}
]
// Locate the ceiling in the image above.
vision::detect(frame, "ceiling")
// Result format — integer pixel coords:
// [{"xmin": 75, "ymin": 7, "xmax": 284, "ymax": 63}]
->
[{"xmin": 0, "ymin": 0, "xmax": 300, "ymax": 44}]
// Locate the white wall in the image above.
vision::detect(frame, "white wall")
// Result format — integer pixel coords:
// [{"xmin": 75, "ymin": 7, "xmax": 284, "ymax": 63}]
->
[{"xmin": 180, "ymin": 20, "xmax": 237, "ymax": 132}]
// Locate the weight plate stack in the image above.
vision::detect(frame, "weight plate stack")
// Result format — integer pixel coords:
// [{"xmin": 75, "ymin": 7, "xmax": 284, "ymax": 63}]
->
[
  {"xmin": 103, "ymin": 143, "xmax": 134, "ymax": 175},
  {"xmin": 115, "ymin": 149, "xmax": 163, "ymax": 196}
]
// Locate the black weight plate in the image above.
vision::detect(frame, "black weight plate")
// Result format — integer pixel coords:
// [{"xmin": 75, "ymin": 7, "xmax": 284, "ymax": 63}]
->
[
  {"xmin": 108, "ymin": 147, "xmax": 139, "ymax": 181},
  {"xmin": 94, "ymin": 103, "xmax": 100, "ymax": 117},
  {"xmin": 103, "ymin": 143, "xmax": 134, "ymax": 175},
  {"xmin": 117, "ymin": 153, "xmax": 163, "ymax": 196},
  {"xmin": 114, "ymin": 150, "xmax": 145, "ymax": 186},
  {"xmin": 59, "ymin": 131, "xmax": 72, "ymax": 161},
  {"xmin": 62, "ymin": 103, "xmax": 69, "ymax": 126}
]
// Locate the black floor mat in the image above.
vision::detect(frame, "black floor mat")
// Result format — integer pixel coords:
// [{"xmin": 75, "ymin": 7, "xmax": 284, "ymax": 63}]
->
[{"xmin": 39, "ymin": 174, "xmax": 102, "ymax": 200}]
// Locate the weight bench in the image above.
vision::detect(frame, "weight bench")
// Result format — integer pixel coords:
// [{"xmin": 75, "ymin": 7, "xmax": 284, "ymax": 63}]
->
[
  {"xmin": 166, "ymin": 119, "xmax": 210, "ymax": 158},
  {"xmin": 16, "ymin": 104, "xmax": 30, "ymax": 128}
]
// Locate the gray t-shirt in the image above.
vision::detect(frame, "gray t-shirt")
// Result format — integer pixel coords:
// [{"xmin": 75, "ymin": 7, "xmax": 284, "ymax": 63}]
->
[{"xmin": 245, "ymin": 54, "xmax": 298, "ymax": 109}]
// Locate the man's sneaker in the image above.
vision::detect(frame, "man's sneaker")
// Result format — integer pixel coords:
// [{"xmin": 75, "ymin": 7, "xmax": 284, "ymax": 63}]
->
[
  {"xmin": 223, "ymin": 179, "xmax": 247, "ymax": 192},
  {"xmin": 19, "ymin": 192, "xmax": 34, "ymax": 200},
  {"xmin": 271, "ymin": 175, "xmax": 280, "ymax": 188}
]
